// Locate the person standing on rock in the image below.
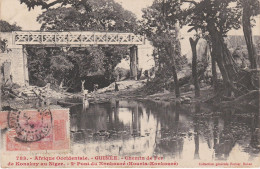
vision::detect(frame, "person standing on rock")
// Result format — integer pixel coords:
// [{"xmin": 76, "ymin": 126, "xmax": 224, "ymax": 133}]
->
[{"xmin": 81, "ymin": 80, "xmax": 85, "ymax": 93}]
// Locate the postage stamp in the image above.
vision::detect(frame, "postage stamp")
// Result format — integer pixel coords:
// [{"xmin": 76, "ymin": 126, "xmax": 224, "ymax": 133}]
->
[{"xmin": 2, "ymin": 109, "xmax": 70, "ymax": 152}]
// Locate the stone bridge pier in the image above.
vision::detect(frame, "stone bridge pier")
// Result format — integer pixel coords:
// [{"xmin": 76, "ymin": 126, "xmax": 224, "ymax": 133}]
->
[
  {"xmin": 129, "ymin": 45, "xmax": 138, "ymax": 80},
  {"xmin": 0, "ymin": 32, "xmax": 29, "ymax": 86}
]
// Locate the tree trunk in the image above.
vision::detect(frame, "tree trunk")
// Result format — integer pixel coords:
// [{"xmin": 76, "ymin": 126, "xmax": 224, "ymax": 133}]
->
[
  {"xmin": 173, "ymin": 22, "xmax": 181, "ymax": 98},
  {"xmin": 158, "ymin": 52, "xmax": 162, "ymax": 76},
  {"xmin": 211, "ymin": 47, "xmax": 218, "ymax": 92},
  {"xmin": 155, "ymin": 47, "xmax": 162, "ymax": 77},
  {"xmin": 242, "ymin": 2, "xmax": 257, "ymax": 69},
  {"xmin": 166, "ymin": 44, "xmax": 180, "ymax": 98},
  {"xmin": 219, "ymin": 90, "xmax": 259, "ymax": 109},
  {"xmin": 172, "ymin": 60, "xmax": 180, "ymax": 98},
  {"xmin": 207, "ymin": 21, "xmax": 239, "ymax": 96},
  {"xmin": 155, "ymin": 47, "xmax": 160, "ymax": 72},
  {"xmin": 250, "ymin": 112, "xmax": 260, "ymax": 149},
  {"xmin": 0, "ymin": 67, "xmax": 2, "ymax": 111},
  {"xmin": 190, "ymin": 37, "xmax": 200, "ymax": 97}
]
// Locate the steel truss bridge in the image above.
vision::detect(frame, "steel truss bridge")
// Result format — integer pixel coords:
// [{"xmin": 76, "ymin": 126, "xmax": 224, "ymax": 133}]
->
[
  {"xmin": 13, "ymin": 31, "xmax": 145, "ymax": 46},
  {"xmin": 11, "ymin": 31, "xmax": 142, "ymax": 80}
]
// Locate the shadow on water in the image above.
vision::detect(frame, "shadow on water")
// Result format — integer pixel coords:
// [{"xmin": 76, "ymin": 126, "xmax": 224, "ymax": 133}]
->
[{"xmin": 69, "ymin": 99, "xmax": 260, "ymax": 161}]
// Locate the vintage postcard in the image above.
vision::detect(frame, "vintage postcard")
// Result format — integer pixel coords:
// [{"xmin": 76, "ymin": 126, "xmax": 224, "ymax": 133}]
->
[{"xmin": 0, "ymin": 0, "xmax": 260, "ymax": 168}]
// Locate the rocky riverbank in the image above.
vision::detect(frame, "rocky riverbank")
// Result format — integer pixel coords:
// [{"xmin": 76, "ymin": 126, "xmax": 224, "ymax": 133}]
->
[
  {"xmin": 90, "ymin": 79, "xmax": 214, "ymax": 105},
  {"xmin": 1, "ymin": 79, "xmax": 215, "ymax": 110}
]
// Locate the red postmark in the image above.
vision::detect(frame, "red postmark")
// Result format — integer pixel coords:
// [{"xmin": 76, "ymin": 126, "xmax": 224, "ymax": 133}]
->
[
  {"xmin": 8, "ymin": 110, "xmax": 52, "ymax": 142},
  {"xmin": 3, "ymin": 109, "xmax": 70, "ymax": 151}
]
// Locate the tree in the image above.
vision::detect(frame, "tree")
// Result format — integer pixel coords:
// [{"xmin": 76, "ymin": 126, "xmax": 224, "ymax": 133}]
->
[
  {"xmin": 0, "ymin": 20, "xmax": 22, "ymax": 32},
  {"xmin": 49, "ymin": 54, "xmax": 74, "ymax": 86},
  {"xmin": 238, "ymin": 0, "xmax": 260, "ymax": 69},
  {"xmin": 26, "ymin": 46, "xmax": 106, "ymax": 89},
  {"xmin": 141, "ymin": 0, "xmax": 182, "ymax": 98},
  {"xmin": 37, "ymin": 0, "xmax": 137, "ymax": 32},
  {"xmin": 211, "ymin": 45, "xmax": 218, "ymax": 92},
  {"xmin": 183, "ymin": 0, "xmax": 242, "ymax": 96},
  {"xmin": 102, "ymin": 46, "xmax": 129, "ymax": 81},
  {"xmin": 0, "ymin": 20, "xmax": 21, "ymax": 55},
  {"xmin": 189, "ymin": 36, "xmax": 200, "ymax": 97},
  {"xmin": 27, "ymin": 0, "xmax": 137, "ymax": 90}
]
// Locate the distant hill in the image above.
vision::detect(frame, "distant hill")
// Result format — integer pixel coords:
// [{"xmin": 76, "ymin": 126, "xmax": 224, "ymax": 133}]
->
[
  {"xmin": 225, "ymin": 35, "xmax": 260, "ymax": 49},
  {"xmin": 183, "ymin": 35, "xmax": 260, "ymax": 64}
]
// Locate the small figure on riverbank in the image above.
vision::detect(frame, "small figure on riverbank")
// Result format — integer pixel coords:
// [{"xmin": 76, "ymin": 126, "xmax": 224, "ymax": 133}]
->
[
  {"xmin": 92, "ymin": 84, "xmax": 99, "ymax": 101},
  {"xmin": 83, "ymin": 89, "xmax": 89, "ymax": 109},
  {"xmin": 81, "ymin": 80, "xmax": 85, "ymax": 92},
  {"xmin": 115, "ymin": 82, "xmax": 119, "ymax": 91},
  {"xmin": 144, "ymin": 70, "xmax": 150, "ymax": 82},
  {"xmin": 83, "ymin": 89, "xmax": 88, "ymax": 100},
  {"xmin": 94, "ymin": 84, "xmax": 98, "ymax": 92}
]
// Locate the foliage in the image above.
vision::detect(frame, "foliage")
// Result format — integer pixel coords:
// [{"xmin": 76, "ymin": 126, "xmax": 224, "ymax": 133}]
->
[
  {"xmin": 180, "ymin": 1, "xmax": 239, "ymax": 94},
  {"xmin": 50, "ymin": 54, "xmax": 74, "ymax": 82},
  {"xmin": 26, "ymin": 0, "xmax": 136, "ymax": 91},
  {"xmin": 0, "ymin": 39, "xmax": 11, "ymax": 53},
  {"xmin": 140, "ymin": 0, "xmax": 180, "ymax": 42},
  {"xmin": 26, "ymin": 47, "xmax": 52, "ymax": 87},
  {"xmin": 0, "ymin": 20, "xmax": 21, "ymax": 54},
  {"xmin": 182, "ymin": 0, "xmax": 241, "ymax": 36},
  {"xmin": 37, "ymin": 0, "xmax": 137, "ymax": 32},
  {"xmin": 20, "ymin": 0, "xmax": 139, "ymax": 33},
  {"xmin": 140, "ymin": 0, "xmax": 184, "ymax": 97},
  {"xmin": 0, "ymin": 20, "xmax": 22, "ymax": 32},
  {"xmin": 181, "ymin": 0, "xmax": 260, "ymax": 98},
  {"xmin": 140, "ymin": 0, "xmax": 183, "ymax": 77},
  {"xmin": 237, "ymin": 0, "xmax": 260, "ymax": 19}
]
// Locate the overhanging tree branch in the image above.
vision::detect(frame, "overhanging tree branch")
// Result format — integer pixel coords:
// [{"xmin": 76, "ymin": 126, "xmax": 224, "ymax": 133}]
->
[
  {"xmin": 20, "ymin": 0, "xmax": 69, "ymax": 10},
  {"xmin": 181, "ymin": 0, "xmax": 197, "ymax": 6},
  {"xmin": 42, "ymin": 0, "xmax": 64, "ymax": 9}
]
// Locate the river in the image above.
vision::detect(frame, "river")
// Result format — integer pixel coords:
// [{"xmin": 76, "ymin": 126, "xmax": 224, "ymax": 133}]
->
[{"xmin": 69, "ymin": 99, "xmax": 260, "ymax": 162}]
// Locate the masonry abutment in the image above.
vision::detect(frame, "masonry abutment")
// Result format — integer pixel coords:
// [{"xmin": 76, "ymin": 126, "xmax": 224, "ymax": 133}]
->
[
  {"xmin": 0, "ymin": 32, "xmax": 28, "ymax": 86},
  {"xmin": 130, "ymin": 45, "xmax": 139, "ymax": 80}
]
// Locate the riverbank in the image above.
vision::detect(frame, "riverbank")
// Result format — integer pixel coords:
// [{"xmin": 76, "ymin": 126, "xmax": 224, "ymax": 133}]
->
[
  {"xmin": 2, "ymin": 78, "xmax": 257, "ymax": 112},
  {"xmin": 88, "ymin": 79, "xmax": 214, "ymax": 105},
  {"xmin": 1, "ymin": 79, "xmax": 216, "ymax": 110}
]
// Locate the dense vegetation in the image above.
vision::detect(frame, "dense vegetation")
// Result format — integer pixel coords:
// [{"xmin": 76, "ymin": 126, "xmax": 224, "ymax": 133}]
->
[
  {"xmin": 25, "ymin": 0, "xmax": 138, "ymax": 91},
  {"xmin": 0, "ymin": 20, "xmax": 22, "ymax": 53},
  {"xmin": 0, "ymin": 20, "xmax": 22, "ymax": 32},
  {"xmin": 139, "ymin": 0, "xmax": 259, "ymax": 108}
]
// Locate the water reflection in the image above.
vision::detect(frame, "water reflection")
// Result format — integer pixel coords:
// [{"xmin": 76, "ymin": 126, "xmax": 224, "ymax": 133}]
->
[
  {"xmin": 70, "ymin": 100, "xmax": 259, "ymax": 161},
  {"xmin": 193, "ymin": 102, "xmax": 200, "ymax": 160}
]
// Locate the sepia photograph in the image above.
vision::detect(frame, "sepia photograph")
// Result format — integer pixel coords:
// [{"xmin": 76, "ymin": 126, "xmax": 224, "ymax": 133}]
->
[{"xmin": 0, "ymin": 0, "xmax": 260, "ymax": 168}]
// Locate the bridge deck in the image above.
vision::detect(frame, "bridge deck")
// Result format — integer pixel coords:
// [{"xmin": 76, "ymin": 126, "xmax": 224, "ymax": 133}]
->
[{"xmin": 13, "ymin": 31, "xmax": 145, "ymax": 46}]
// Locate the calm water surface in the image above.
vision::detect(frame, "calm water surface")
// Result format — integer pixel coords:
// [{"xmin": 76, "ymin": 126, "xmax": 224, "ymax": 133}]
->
[{"xmin": 70, "ymin": 99, "xmax": 260, "ymax": 161}]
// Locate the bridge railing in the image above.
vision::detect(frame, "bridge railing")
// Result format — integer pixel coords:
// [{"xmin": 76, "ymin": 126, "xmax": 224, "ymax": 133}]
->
[{"xmin": 13, "ymin": 31, "xmax": 145, "ymax": 46}]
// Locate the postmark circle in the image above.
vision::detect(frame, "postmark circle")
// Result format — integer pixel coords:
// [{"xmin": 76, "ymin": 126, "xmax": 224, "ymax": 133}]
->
[{"xmin": 8, "ymin": 109, "xmax": 52, "ymax": 142}]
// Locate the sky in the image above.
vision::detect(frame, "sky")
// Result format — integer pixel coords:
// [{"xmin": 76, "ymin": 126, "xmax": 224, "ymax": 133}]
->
[
  {"xmin": 1, "ymin": 0, "xmax": 154, "ymax": 30},
  {"xmin": 1, "ymin": 0, "xmax": 259, "ymax": 34}
]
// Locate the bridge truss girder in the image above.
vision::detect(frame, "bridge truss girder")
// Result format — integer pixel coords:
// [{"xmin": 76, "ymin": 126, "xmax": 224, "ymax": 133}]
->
[
  {"xmin": 13, "ymin": 31, "xmax": 145, "ymax": 46},
  {"xmin": 12, "ymin": 31, "xmax": 143, "ymax": 81}
]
